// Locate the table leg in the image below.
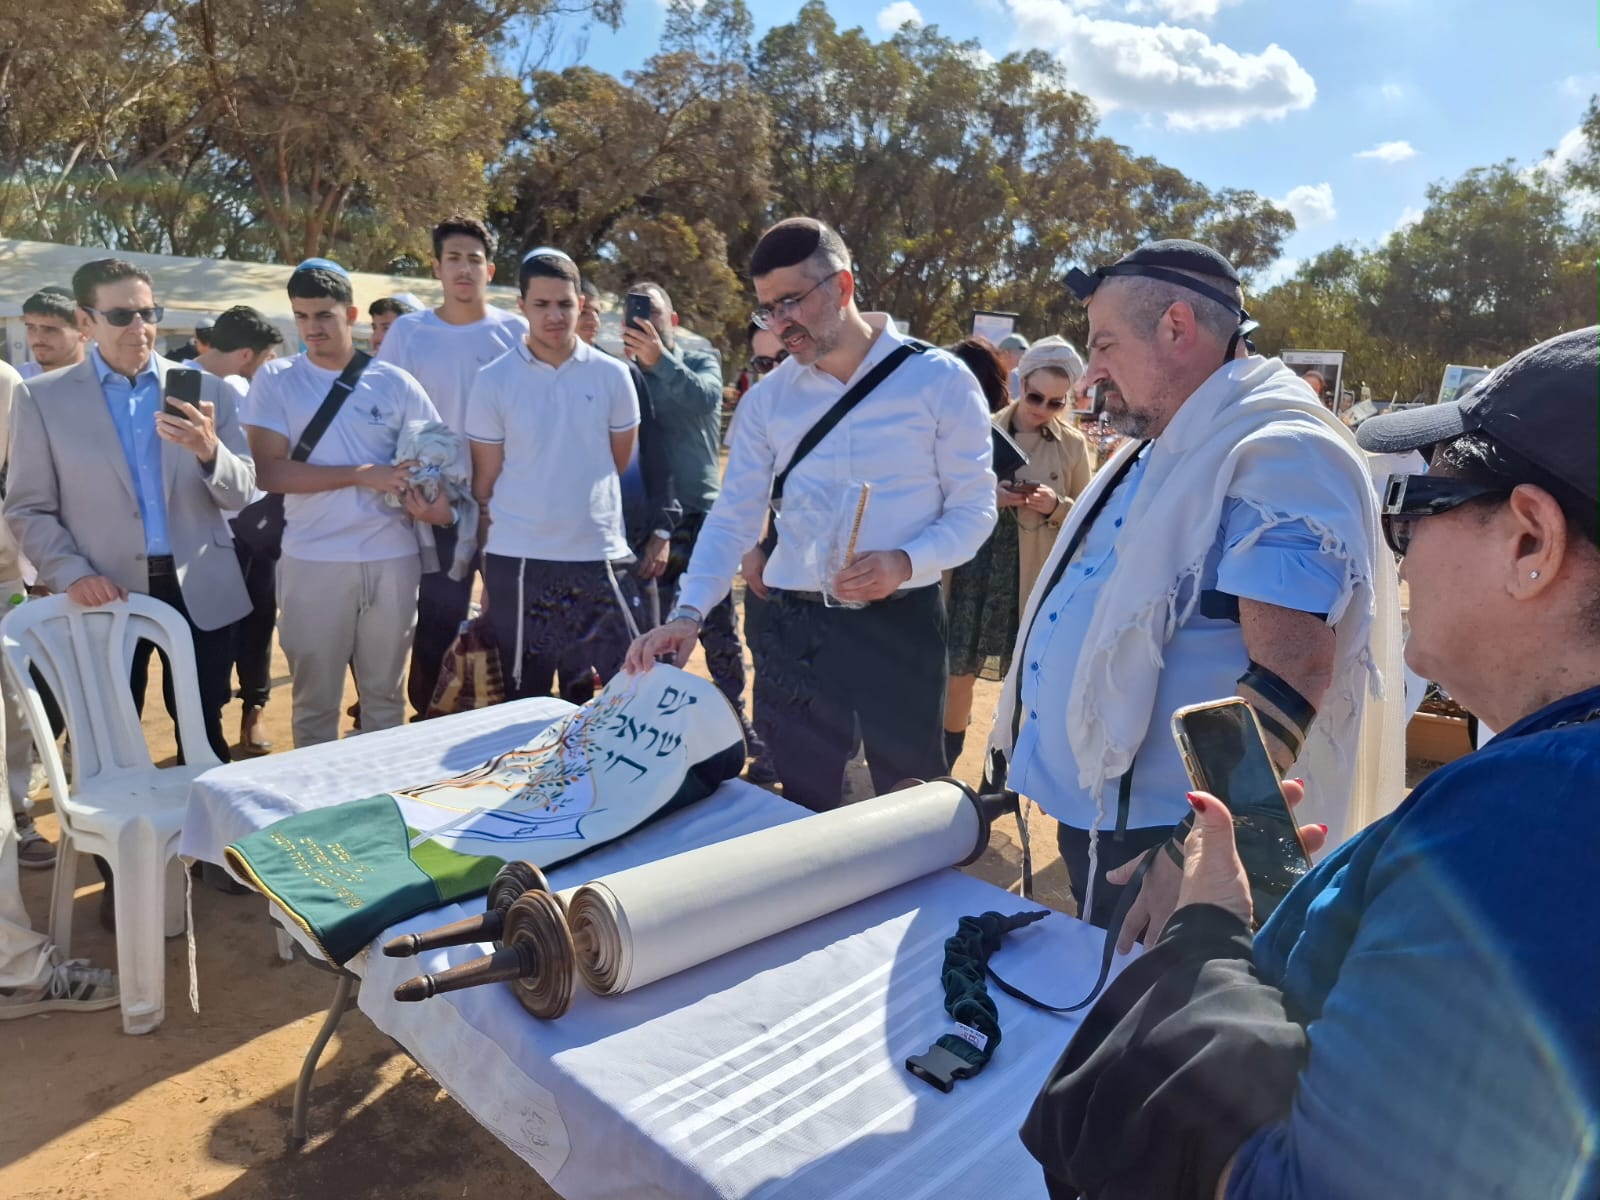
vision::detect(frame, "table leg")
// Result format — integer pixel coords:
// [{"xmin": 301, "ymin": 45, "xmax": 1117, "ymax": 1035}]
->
[{"xmin": 290, "ymin": 974, "xmax": 356, "ymax": 1147}]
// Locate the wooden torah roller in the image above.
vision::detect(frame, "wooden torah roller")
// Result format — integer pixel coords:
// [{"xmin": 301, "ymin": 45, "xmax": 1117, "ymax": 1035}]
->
[
  {"xmin": 392, "ymin": 889, "xmax": 581, "ymax": 1019},
  {"xmin": 382, "ymin": 860, "xmax": 554, "ymax": 958}
]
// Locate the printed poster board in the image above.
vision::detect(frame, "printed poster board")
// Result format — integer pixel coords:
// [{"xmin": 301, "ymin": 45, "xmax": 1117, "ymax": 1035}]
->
[{"xmin": 1282, "ymin": 349, "xmax": 1347, "ymax": 413}]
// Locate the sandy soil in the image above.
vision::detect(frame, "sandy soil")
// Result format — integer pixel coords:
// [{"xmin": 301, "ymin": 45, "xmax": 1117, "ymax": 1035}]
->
[{"xmin": 2, "ymin": 598, "xmax": 1067, "ymax": 1200}]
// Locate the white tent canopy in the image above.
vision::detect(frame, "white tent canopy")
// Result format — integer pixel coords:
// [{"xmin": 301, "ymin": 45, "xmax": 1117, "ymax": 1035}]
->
[
  {"xmin": 0, "ymin": 238, "xmax": 716, "ymax": 371},
  {"xmin": 0, "ymin": 237, "xmax": 524, "ymax": 366}
]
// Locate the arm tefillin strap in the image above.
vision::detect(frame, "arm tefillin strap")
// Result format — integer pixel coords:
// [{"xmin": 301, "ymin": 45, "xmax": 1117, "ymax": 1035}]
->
[
  {"xmin": 1237, "ymin": 659, "xmax": 1318, "ymax": 766},
  {"xmin": 907, "ymin": 909, "xmax": 1051, "ymax": 1092}
]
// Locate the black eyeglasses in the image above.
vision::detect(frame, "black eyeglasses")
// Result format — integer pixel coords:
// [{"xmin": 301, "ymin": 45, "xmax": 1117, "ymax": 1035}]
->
[
  {"xmin": 84, "ymin": 305, "xmax": 163, "ymax": 327},
  {"xmin": 1380, "ymin": 474, "xmax": 1511, "ymax": 556},
  {"xmin": 750, "ymin": 274, "xmax": 836, "ymax": 330},
  {"xmin": 751, "ymin": 351, "xmax": 789, "ymax": 373},
  {"xmin": 1024, "ymin": 390, "xmax": 1069, "ymax": 411}
]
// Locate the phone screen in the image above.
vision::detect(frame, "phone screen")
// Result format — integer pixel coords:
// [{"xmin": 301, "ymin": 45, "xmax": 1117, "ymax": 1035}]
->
[
  {"xmin": 164, "ymin": 368, "xmax": 202, "ymax": 417},
  {"xmin": 1174, "ymin": 701, "xmax": 1310, "ymax": 911}
]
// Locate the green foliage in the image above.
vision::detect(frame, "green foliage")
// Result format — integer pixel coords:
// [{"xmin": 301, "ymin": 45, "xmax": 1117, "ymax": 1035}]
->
[
  {"xmin": 2, "ymin": 0, "xmax": 1590, "ymax": 370},
  {"xmin": 1253, "ymin": 151, "xmax": 1596, "ymax": 401}
]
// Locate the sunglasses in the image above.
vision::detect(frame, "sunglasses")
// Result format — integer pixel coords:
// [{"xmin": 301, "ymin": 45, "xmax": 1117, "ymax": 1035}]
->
[
  {"xmin": 1380, "ymin": 474, "xmax": 1511, "ymax": 556},
  {"xmin": 84, "ymin": 305, "xmax": 163, "ymax": 327},
  {"xmin": 751, "ymin": 351, "xmax": 789, "ymax": 373},
  {"xmin": 1024, "ymin": 390, "xmax": 1069, "ymax": 411}
]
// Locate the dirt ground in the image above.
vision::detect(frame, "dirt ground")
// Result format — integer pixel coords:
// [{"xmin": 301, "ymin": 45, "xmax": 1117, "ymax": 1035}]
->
[{"xmin": 2, "ymin": 592, "xmax": 1072, "ymax": 1200}]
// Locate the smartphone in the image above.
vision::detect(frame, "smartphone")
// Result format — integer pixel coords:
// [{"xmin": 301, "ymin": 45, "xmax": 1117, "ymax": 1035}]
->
[
  {"xmin": 1171, "ymin": 698, "xmax": 1311, "ymax": 923},
  {"xmin": 624, "ymin": 292, "xmax": 654, "ymax": 333},
  {"xmin": 163, "ymin": 368, "xmax": 202, "ymax": 418},
  {"xmin": 1008, "ymin": 480, "xmax": 1042, "ymax": 494}
]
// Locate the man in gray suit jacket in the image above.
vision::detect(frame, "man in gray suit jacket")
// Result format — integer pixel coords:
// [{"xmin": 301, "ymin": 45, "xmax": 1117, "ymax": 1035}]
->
[{"xmin": 6, "ymin": 258, "xmax": 255, "ymax": 762}]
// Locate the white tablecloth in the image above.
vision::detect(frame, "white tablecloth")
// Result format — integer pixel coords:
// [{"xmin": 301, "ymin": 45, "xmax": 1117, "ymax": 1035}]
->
[{"xmin": 182, "ymin": 700, "xmax": 1117, "ymax": 1200}]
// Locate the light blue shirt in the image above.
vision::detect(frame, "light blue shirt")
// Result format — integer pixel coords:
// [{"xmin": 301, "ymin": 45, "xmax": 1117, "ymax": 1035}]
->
[
  {"xmin": 1010, "ymin": 446, "xmax": 1349, "ymax": 833},
  {"xmin": 92, "ymin": 347, "xmax": 169, "ymax": 556}
]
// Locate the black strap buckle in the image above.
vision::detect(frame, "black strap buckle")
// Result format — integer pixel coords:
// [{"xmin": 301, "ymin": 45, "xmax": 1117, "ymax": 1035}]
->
[{"xmin": 905, "ymin": 1043, "xmax": 979, "ymax": 1094}]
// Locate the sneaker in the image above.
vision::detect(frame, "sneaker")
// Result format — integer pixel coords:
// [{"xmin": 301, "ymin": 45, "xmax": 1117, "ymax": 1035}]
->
[
  {"xmin": 16, "ymin": 823, "xmax": 55, "ymax": 870},
  {"xmin": 0, "ymin": 959, "xmax": 119, "ymax": 1019}
]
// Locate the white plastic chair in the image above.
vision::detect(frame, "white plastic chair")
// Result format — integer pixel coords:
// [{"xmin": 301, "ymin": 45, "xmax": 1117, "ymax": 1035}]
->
[{"xmin": 1, "ymin": 594, "xmax": 221, "ymax": 1034}]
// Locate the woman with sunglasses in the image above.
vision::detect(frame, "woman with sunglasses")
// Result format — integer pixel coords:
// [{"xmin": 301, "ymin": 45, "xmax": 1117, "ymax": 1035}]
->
[
  {"xmin": 943, "ymin": 336, "xmax": 1092, "ymax": 767},
  {"xmin": 1021, "ymin": 326, "xmax": 1600, "ymax": 1199}
]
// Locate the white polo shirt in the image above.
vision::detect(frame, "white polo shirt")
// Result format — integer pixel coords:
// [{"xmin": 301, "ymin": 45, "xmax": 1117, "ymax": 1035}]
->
[
  {"xmin": 465, "ymin": 338, "xmax": 639, "ymax": 563},
  {"xmin": 244, "ymin": 354, "xmax": 439, "ymax": 562},
  {"xmin": 376, "ymin": 306, "xmax": 527, "ymax": 433}
]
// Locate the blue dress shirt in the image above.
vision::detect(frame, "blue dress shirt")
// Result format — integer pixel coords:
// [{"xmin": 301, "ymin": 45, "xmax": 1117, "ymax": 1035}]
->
[
  {"xmin": 92, "ymin": 347, "xmax": 170, "ymax": 556},
  {"xmin": 1010, "ymin": 446, "xmax": 1349, "ymax": 833}
]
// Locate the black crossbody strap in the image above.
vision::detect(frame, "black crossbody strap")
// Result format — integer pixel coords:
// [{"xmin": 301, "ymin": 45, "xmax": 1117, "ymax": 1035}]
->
[
  {"xmin": 291, "ymin": 350, "xmax": 371, "ymax": 462},
  {"xmin": 760, "ymin": 341, "xmax": 926, "ymax": 555},
  {"xmin": 771, "ymin": 342, "xmax": 926, "ymax": 503},
  {"xmin": 1009, "ymin": 442, "xmax": 1149, "ymax": 745}
]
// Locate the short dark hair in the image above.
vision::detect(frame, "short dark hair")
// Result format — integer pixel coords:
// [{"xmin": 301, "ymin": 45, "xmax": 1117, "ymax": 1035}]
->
[
  {"xmin": 749, "ymin": 218, "xmax": 850, "ymax": 281},
  {"xmin": 288, "ymin": 266, "xmax": 353, "ymax": 306},
  {"xmin": 432, "ymin": 215, "xmax": 496, "ymax": 260},
  {"xmin": 71, "ymin": 259, "xmax": 152, "ymax": 310},
  {"xmin": 207, "ymin": 306, "xmax": 283, "ymax": 354},
  {"xmin": 1435, "ymin": 431, "xmax": 1599, "ymax": 550},
  {"xmin": 580, "ymin": 279, "xmax": 600, "ymax": 303},
  {"xmin": 518, "ymin": 253, "xmax": 581, "ymax": 296},
  {"xmin": 368, "ymin": 296, "xmax": 417, "ymax": 319},
  {"xmin": 945, "ymin": 336, "xmax": 1011, "ymax": 414},
  {"xmin": 629, "ymin": 280, "xmax": 672, "ymax": 316},
  {"xmin": 22, "ymin": 287, "xmax": 76, "ymax": 324}
]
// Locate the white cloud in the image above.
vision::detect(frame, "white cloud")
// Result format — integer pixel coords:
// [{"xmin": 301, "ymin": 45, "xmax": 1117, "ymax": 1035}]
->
[
  {"xmin": 1380, "ymin": 82, "xmax": 1406, "ymax": 102},
  {"xmin": 1390, "ymin": 205, "xmax": 1424, "ymax": 237},
  {"xmin": 1526, "ymin": 126, "xmax": 1587, "ymax": 182},
  {"xmin": 1559, "ymin": 73, "xmax": 1600, "ymax": 100},
  {"xmin": 1006, "ymin": 0, "xmax": 1316, "ymax": 131},
  {"xmin": 1354, "ymin": 139, "xmax": 1418, "ymax": 164},
  {"xmin": 1124, "ymin": 0, "xmax": 1240, "ymax": 21},
  {"xmin": 876, "ymin": 1, "xmax": 924, "ymax": 32},
  {"xmin": 1277, "ymin": 182, "xmax": 1337, "ymax": 227}
]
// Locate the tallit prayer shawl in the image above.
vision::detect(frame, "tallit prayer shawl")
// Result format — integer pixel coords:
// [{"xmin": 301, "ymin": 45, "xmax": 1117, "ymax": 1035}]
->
[
  {"xmin": 386, "ymin": 419, "xmax": 480, "ymax": 580},
  {"xmin": 226, "ymin": 667, "xmax": 746, "ymax": 964},
  {"xmin": 989, "ymin": 357, "xmax": 1405, "ymax": 874}
]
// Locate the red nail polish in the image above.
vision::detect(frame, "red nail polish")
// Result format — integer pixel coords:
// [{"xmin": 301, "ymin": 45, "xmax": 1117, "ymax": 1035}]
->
[
  {"xmin": 1293, "ymin": 778, "xmax": 1306, "ymax": 787},
  {"xmin": 1316, "ymin": 824, "xmax": 1328, "ymax": 835},
  {"xmin": 1186, "ymin": 791, "xmax": 1206, "ymax": 813}
]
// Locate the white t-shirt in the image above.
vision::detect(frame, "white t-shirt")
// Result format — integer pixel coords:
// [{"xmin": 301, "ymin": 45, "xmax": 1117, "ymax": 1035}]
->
[
  {"xmin": 376, "ymin": 307, "xmax": 527, "ymax": 434},
  {"xmin": 203, "ymin": 371, "xmax": 261, "ymax": 516},
  {"xmin": 244, "ymin": 354, "xmax": 439, "ymax": 563},
  {"xmin": 465, "ymin": 339, "xmax": 639, "ymax": 562}
]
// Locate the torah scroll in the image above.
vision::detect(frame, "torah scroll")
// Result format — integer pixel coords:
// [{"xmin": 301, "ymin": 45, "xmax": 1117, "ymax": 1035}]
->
[{"xmin": 396, "ymin": 779, "xmax": 989, "ymax": 1015}]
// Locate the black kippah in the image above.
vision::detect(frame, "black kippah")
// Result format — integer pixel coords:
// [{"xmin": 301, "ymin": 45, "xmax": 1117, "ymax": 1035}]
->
[
  {"xmin": 1115, "ymin": 238, "xmax": 1240, "ymax": 284},
  {"xmin": 749, "ymin": 218, "xmax": 826, "ymax": 278}
]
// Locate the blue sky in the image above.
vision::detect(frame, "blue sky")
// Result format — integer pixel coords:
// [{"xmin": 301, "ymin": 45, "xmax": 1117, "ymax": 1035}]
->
[{"xmin": 544, "ymin": 0, "xmax": 1597, "ymax": 281}]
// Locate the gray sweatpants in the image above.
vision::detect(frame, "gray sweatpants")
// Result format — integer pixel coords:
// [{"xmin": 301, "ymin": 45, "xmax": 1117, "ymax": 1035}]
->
[{"xmin": 278, "ymin": 555, "xmax": 421, "ymax": 749}]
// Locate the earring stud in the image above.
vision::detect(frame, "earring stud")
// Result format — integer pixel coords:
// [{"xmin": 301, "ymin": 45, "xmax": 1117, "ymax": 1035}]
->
[{"xmin": 1530, "ymin": 571, "xmax": 1541, "ymax": 580}]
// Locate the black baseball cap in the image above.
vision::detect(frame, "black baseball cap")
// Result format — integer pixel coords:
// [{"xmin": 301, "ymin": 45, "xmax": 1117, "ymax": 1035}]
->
[
  {"xmin": 1357, "ymin": 326, "xmax": 1599, "ymax": 502},
  {"xmin": 1065, "ymin": 238, "xmax": 1258, "ymax": 337}
]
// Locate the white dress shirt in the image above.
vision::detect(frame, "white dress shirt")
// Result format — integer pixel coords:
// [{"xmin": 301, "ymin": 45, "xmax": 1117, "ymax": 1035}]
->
[{"xmin": 675, "ymin": 313, "xmax": 997, "ymax": 614}]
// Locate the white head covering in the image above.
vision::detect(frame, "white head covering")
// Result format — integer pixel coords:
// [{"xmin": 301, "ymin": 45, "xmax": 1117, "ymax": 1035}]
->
[{"xmin": 1017, "ymin": 335, "xmax": 1086, "ymax": 386}]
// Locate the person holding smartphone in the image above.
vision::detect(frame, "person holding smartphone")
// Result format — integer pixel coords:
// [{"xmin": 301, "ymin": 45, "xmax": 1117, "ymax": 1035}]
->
[
  {"xmin": 985, "ymin": 239, "xmax": 1401, "ymax": 936},
  {"xmin": 1022, "ymin": 325, "xmax": 1600, "ymax": 1200},
  {"xmin": 944, "ymin": 336, "xmax": 1093, "ymax": 768},
  {"xmin": 7, "ymin": 258, "xmax": 255, "ymax": 765}
]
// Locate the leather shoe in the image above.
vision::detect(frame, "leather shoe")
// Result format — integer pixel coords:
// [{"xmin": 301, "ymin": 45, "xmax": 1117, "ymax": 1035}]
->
[{"xmin": 238, "ymin": 705, "xmax": 272, "ymax": 757}]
